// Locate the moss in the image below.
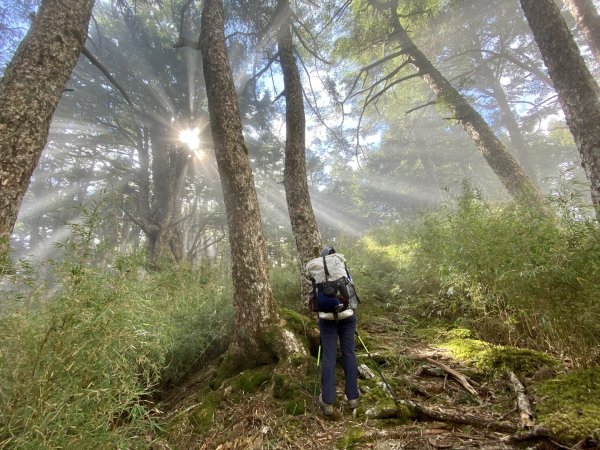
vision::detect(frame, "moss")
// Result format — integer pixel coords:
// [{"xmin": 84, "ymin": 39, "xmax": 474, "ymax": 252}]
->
[
  {"xmin": 280, "ymin": 308, "xmax": 310, "ymax": 335},
  {"xmin": 413, "ymin": 325, "xmax": 452, "ymax": 341},
  {"xmin": 273, "ymin": 374, "xmax": 307, "ymax": 416},
  {"xmin": 283, "ymin": 399, "xmax": 305, "ymax": 416},
  {"xmin": 444, "ymin": 328, "xmax": 473, "ymax": 339},
  {"xmin": 188, "ymin": 391, "xmax": 222, "ymax": 433},
  {"xmin": 336, "ymin": 426, "xmax": 364, "ymax": 449},
  {"xmin": 234, "ymin": 367, "xmax": 272, "ymax": 394},
  {"xmin": 438, "ymin": 337, "xmax": 559, "ymax": 377},
  {"xmin": 534, "ymin": 367, "xmax": 600, "ymax": 444}
]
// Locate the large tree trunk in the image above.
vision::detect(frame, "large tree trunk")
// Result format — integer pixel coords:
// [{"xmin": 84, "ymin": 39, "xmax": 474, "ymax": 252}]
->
[
  {"xmin": 276, "ymin": 0, "xmax": 322, "ymax": 311},
  {"xmin": 380, "ymin": 1, "xmax": 543, "ymax": 206},
  {"xmin": 0, "ymin": 0, "xmax": 95, "ymax": 256},
  {"xmin": 521, "ymin": 0, "xmax": 600, "ymax": 215},
  {"xmin": 563, "ymin": 0, "xmax": 600, "ymax": 64},
  {"xmin": 200, "ymin": 0, "xmax": 281, "ymax": 367}
]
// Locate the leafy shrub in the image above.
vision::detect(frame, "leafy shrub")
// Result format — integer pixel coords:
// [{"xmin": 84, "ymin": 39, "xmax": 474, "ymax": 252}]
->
[
  {"xmin": 0, "ymin": 211, "xmax": 233, "ymax": 448},
  {"xmin": 270, "ymin": 266, "xmax": 301, "ymax": 311},
  {"xmin": 331, "ymin": 184, "xmax": 600, "ymax": 365}
]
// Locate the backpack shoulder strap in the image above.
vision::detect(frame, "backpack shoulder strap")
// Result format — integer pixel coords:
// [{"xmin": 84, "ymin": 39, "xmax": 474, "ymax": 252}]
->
[
  {"xmin": 322, "ymin": 256, "xmax": 330, "ymax": 281},
  {"xmin": 344, "ymin": 262, "xmax": 351, "ymax": 280}
]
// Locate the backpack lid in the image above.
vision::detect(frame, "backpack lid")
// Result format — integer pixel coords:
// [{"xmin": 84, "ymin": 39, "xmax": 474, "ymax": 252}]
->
[{"xmin": 306, "ymin": 253, "xmax": 347, "ymax": 283}]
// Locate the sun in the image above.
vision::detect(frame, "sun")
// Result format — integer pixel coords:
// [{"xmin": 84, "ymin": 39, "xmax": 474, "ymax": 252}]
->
[{"xmin": 179, "ymin": 127, "xmax": 201, "ymax": 150}]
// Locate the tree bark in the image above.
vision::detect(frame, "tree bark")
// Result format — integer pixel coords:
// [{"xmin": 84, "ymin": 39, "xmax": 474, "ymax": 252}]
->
[
  {"xmin": 521, "ymin": 0, "xmax": 600, "ymax": 215},
  {"xmin": 563, "ymin": 0, "xmax": 600, "ymax": 64},
  {"xmin": 200, "ymin": 0, "xmax": 280, "ymax": 367},
  {"xmin": 379, "ymin": 0, "xmax": 543, "ymax": 206},
  {"xmin": 0, "ymin": 0, "xmax": 95, "ymax": 256},
  {"xmin": 276, "ymin": 0, "xmax": 322, "ymax": 310}
]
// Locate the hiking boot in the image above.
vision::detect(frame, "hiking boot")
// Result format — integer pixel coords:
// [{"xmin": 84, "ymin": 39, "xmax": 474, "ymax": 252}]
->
[
  {"xmin": 318, "ymin": 394, "xmax": 334, "ymax": 416},
  {"xmin": 346, "ymin": 394, "xmax": 360, "ymax": 409}
]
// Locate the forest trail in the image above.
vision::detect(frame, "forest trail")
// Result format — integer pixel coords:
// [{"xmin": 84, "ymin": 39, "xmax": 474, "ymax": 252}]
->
[{"xmin": 156, "ymin": 303, "xmax": 569, "ymax": 450}]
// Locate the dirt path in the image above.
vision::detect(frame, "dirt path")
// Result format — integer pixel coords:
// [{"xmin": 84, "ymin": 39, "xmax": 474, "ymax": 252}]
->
[{"xmin": 156, "ymin": 306, "xmax": 563, "ymax": 450}]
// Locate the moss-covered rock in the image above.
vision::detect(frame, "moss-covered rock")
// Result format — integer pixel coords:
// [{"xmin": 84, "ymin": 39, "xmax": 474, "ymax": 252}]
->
[{"xmin": 534, "ymin": 366, "xmax": 600, "ymax": 444}]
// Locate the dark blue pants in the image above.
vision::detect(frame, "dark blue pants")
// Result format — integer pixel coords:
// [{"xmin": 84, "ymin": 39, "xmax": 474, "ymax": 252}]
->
[{"xmin": 319, "ymin": 314, "xmax": 359, "ymax": 404}]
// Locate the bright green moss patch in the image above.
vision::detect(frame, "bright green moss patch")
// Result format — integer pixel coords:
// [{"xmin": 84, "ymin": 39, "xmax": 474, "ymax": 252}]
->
[
  {"xmin": 475, "ymin": 346, "xmax": 558, "ymax": 377},
  {"xmin": 534, "ymin": 367, "xmax": 600, "ymax": 444},
  {"xmin": 441, "ymin": 337, "xmax": 491, "ymax": 361},
  {"xmin": 438, "ymin": 331, "xmax": 558, "ymax": 377}
]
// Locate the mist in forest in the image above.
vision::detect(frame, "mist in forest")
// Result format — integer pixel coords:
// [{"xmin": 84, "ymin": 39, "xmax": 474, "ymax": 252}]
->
[{"xmin": 2, "ymin": 0, "xmax": 590, "ymax": 263}]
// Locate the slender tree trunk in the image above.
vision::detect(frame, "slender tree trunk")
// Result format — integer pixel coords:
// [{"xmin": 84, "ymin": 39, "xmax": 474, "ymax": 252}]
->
[
  {"xmin": 473, "ymin": 53, "xmax": 536, "ymax": 178},
  {"xmin": 201, "ymin": 0, "xmax": 281, "ymax": 367},
  {"xmin": 0, "ymin": 0, "xmax": 95, "ymax": 256},
  {"xmin": 276, "ymin": 0, "xmax": 322, "ymax": 310},
  {"xmin": 380, "ymin": 0, "xmax": 543, "ymax": 206},
  {"xmin": 521, "ymin": 0, "xmax": 600, "ymax": 215},
  {"xmin": 563, "ymin": 0, "xmax": 600, "ymax": 64}
]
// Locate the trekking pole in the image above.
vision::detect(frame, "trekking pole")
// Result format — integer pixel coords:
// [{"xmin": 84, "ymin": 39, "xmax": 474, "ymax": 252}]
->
[
  {"xmin": 355, "ymin": 331, "xmax": 401, "ymax": 405},
  {"xmin": 313, "ymin": 343, "xmax": 321, "ymax": 412}
]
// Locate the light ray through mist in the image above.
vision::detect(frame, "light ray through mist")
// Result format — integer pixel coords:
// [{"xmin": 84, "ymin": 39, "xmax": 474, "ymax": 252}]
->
[
  {"xmin": 309, "ymin": 191, "xmax": 369, "ymax": 236},
  {"xmin": 17, "ymin": 184, "xmax": 85, "ymax": 221},
  {"xmin": 258, "ymin": 181, "xmax": 294, "ymax": 227},
  {"xmin": 184, "ymin": 47, "xmax": 198, "ymax": 116}
]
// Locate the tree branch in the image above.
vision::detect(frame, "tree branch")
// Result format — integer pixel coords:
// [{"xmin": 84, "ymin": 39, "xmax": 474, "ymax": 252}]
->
[{"xmin": 81, "ymin": 47, "xmax": 133, "ymax": 105}]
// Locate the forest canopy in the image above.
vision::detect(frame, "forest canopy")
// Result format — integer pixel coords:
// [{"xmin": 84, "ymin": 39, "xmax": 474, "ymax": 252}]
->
[{"xmin": 1, "ymin": 0, "xmax": 600, "ymax": 448}]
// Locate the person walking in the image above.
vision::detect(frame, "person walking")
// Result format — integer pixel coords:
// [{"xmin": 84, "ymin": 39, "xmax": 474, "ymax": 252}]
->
[{"xmin": 306, "ymin": 246, "xmax": 360, "ymax": 416}]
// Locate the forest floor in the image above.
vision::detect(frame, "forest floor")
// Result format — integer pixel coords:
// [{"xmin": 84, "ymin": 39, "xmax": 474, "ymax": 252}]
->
[{"xmin": 153, "ymin": 302, "xmax": 597, "ymax": 450}]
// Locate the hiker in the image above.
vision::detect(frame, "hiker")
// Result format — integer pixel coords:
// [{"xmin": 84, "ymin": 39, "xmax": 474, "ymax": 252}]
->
[{"xmin": 306, "ymin": 246, "xmax": 360, "ymax": 416}]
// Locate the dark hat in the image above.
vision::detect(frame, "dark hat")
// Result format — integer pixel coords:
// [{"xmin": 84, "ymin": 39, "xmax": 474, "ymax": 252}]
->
[{"xmin": 320, "ymin": 246, "xmax": 336, "ymax": 257}]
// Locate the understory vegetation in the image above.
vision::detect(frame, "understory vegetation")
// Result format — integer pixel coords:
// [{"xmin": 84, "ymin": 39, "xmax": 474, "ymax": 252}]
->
[{"xmin": 1, "ymin": 189, "xmax": 599, "ymax": 447}]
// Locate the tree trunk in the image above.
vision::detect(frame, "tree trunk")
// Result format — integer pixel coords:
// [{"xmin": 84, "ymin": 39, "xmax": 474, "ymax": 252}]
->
[
  {"xmin": 200, "ymin": 0, "xmax": 281, "ymax": 367},
  {"xmin": 381, "ymin": 0, "xmax": 543, "ymax": 206},
  {"xmin": 470, "ymin": 42, "xmax": 536, "ymax": 179},
  {"xmin": 521, "ymin": 0, "xmax": 600, "ymax": 215},
  {"xmin": 0, "ymin": 0, "xmax": 95, "ymax": 256},
  {"xmin": 276, "ymin": 0, "xmax": 322, "ymax": 311},
  {"xmin": 563, "ymin": 0, "xmax": 600, "ymax": 64},
  {"xmin": 134, "ymin": 124, "xmax": 188, "ymax": 269}
]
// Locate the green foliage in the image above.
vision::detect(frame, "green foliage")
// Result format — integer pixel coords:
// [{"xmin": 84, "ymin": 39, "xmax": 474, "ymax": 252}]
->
[
  {"xmin": 534, "ymin": 367, "xmax": 600, "ymax": 443},
  {"xmin": 332, "ymin": 185, "xmax": 600, "ymax": 364},
  {"xmin": 270, "ymin": 266, "xmax": 301, "ymax": 311},
  {"xmin": 408, "ymin": 186, "xmax": 600, "ymax": 362},
  {"xmin": 0, "ymin": 211, "xmax": 233, "ymax": 448}
]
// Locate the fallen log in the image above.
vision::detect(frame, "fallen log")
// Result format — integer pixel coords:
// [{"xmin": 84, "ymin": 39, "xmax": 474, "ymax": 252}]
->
[
  {"xmin": 425, "ymin": 357, "xmax": 480, "ymax": 398},
  {"xmin": 508, "ymin": 371, "xmax": 535, "ymax": 428},
  {"xmin": 365, "ymin": 398, "xmax": 517, "ymax": 434}
]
